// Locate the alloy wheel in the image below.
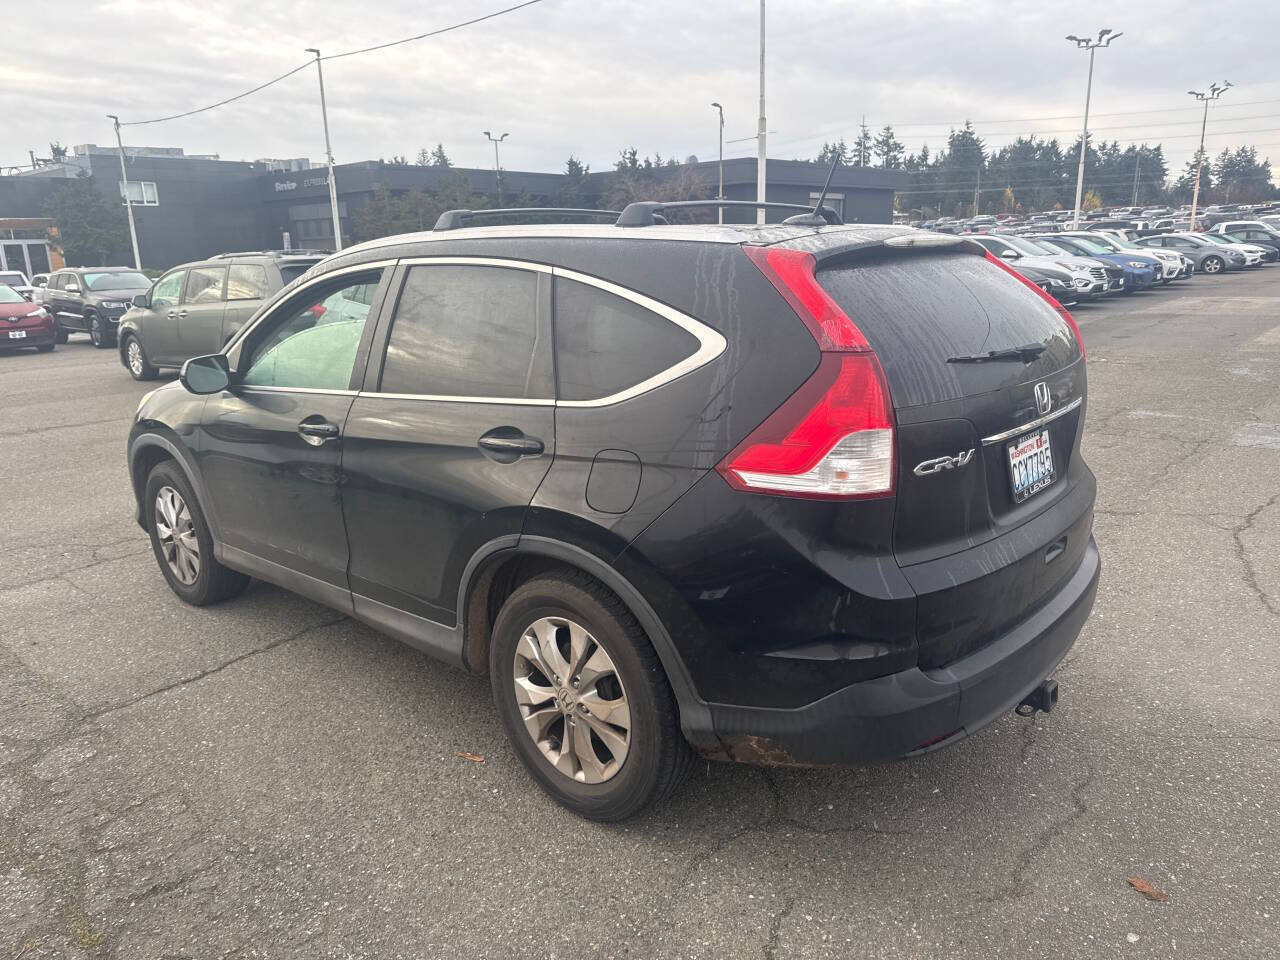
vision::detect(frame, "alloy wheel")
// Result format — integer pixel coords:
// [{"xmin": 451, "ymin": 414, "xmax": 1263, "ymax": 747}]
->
[
  {"xmin": 154, "ymin": 485, "xmax": 200, "ymax": 585},
  {"xmin": 1204, "ymin": 257, "xmax": 1222, "ymax": 274},
  {"xmin": 512, "ymin": 616, "xmax": 631, "ymax": 783},
  {"xmin": 127, "ymin": 339, "xmax": 144, "ymax": 376},
  {"xmin": 89, "ymin": 316, "xmax": 102, "ymax": 346}
]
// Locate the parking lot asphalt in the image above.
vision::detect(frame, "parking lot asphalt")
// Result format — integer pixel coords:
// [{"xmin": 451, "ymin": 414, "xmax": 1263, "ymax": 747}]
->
[{"xmin": 2, "ymin": 269, "xmax": 1278, "ymax": 960}]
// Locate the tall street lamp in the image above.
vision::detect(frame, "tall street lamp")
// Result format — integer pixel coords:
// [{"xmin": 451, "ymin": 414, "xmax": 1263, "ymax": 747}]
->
[
  {"xmin": 1065, "ymin": 28, "xmax": 1123, "ymax": 229},
  {"xmin": 484, "ymin": 131, "xmax": 509, "ymax": 206},
  {"xmin": 711, "ymin": 102, "xmax": 725, "ymax": 224},
  {"xmin": 1187, "ymin": 82, "xmax": 1232, "ymax": 231},
  {"xmin": 305, "ymin": 48, "xmax": 343, "ymax": 250}
]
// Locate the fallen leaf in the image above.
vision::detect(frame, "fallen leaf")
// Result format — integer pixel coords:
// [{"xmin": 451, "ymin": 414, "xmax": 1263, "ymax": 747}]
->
[
  {"xmin": 1126, "ymin": 877, "xmax": 1170, "ymax": 902},
  {"xmin": 456, "ymin": 751, "xmax": 485, "ymax": 763}
]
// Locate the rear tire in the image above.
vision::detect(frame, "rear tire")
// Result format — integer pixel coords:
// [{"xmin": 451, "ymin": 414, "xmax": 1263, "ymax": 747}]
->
[
  {"xmin": 36, "ymin": 341, "xmax": 55, "ymax": 353},
  {"xmin": 144, "ymin": 461, "xmax": 250, "ymax": 606},
  {"xmin": 53, "ymin": 323, "xmax": 68, "ymax": 344},
  {"xmin": 124, "ymin": 333, "xmax": 158, "ymax": 381},
  {"xmin": 489, "ymin": 571, "xmax": 692, "ymax": 821}
]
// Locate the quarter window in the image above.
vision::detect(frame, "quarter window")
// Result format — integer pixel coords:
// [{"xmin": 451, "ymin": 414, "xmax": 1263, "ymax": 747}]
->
[
  {"xmin": 379, "ymin": 264, "xmax": 547, "ymax": 399},
  {"xmin": 553, "ymin": 277, "xmax": 699, "ymax": 402},
  {"xmin": 150, "ymin": 270, "xmax": 185, "ymax": 310},
  {"xmin": 240, "ymin": 270, "xmax": 383, "ymax": 391},
  {"xmin": 184, "ymin": 266, "xmax": 226, "ymax": 304},
  {"xmin": 227, "ymin": 264, "xmax": 270, "ymax": 300}
]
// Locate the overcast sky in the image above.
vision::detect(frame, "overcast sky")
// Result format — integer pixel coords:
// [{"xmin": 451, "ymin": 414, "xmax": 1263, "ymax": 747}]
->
[{"xmin": 4, "ymin": 0, "xmax": 1279, "ymax": 183}]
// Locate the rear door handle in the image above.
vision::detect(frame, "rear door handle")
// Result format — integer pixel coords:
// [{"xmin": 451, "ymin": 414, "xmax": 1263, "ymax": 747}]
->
[
  {"xmin": 177, "ymin": 309, "xmax": 188, "ymax": 319},
  {"xmin": 298, "ymin": 418, "xmax": 340, "ymax": 445},
  {"xmin": 478, "ymin": 428, "xmax": 544, "ymax": 463}
]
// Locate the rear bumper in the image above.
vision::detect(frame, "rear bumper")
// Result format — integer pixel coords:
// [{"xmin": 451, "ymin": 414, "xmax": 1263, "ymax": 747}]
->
[{"xmin": 698, "ymin": 537, "xmax": 1100, "ymax": 767}]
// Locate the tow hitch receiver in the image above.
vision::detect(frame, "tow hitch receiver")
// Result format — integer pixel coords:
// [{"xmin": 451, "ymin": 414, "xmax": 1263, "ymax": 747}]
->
[{"xmin": 1015, "ymin": 678, "xmax": 1059, "ymax": 717}]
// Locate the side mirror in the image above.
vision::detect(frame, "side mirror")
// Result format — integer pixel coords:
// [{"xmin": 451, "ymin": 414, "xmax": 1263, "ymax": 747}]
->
[
  {"xmin": 132, "ymin": 293, "xmax": 148, "ymax": 308},
  {"xmin": 180, "ymin": 354, "xmax": 231, "ymax": 395},
  {"xmin": 66, "ymin": 282, "xmax": 80, "ymax": 293},
  {"xmin": 1000, "ymin": 249, "xmax": 1019, "ymax": 260}
]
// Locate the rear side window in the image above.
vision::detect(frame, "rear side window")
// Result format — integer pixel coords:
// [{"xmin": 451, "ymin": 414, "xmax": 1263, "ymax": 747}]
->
[
  {"xmin": 184, "ymin": 266, "xmax": 226, "ymax": 304},
  {"xmin": 379, "ymin": 264, "xmax": 548, "ymax": 399},
  {"xmin": 227, "ymin": 264, "xmax": 270, "ymax": 300},
  {"xmin": 817, "ymin": 252, "xmax": 1077, "ymax": 408},
  {"xmin": 553, "ymin": 278, "xmax": 699, "ymax": 402}
]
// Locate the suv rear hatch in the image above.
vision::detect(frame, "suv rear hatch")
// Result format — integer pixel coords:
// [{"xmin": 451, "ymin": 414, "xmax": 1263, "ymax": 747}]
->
[{"xmin": 810, "ymin": 243, "xmax": 1091, "ymax": 668}]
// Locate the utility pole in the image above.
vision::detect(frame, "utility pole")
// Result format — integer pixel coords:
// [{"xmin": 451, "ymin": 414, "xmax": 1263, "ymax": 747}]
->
[
  {"xmin": 1188, "ymin": 82, "xmax": 1232, "ymax": 231},
  {"xmin": 973, "ymin": 166, "xmax": 981, "ymax": 218},
  {"xmin": 107, "ymin": 115, "xmax": 142, "ymax": 270},
  {"xmin": 305, "ymin": 48, "xmax": 343, "ymax": 250},
  {"xmin": 1065, "ymin": 29, "xmax": 1122, "ymax": 229},
  {"xmin": 756, "ymin": 0, "xmax": 766, "ymax": 224},
  {"xmin": 1131, "ymin": 154, "xmax": 1141, "ymax": 206},
  {"xmin": 484, "ymin": 131, "xmax": 509, "ymax": 206},
  {"xmin": 711, "ymin": 102, "xmax": 725, "ymax": 224}
]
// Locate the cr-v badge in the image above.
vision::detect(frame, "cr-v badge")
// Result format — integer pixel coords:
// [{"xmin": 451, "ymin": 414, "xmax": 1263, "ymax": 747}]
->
[{"xmin": 913, "ymin": 449, "xmax": 976, "ymax": 477}]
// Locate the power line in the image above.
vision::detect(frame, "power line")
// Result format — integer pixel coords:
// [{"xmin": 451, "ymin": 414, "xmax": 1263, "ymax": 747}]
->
[{"xmin": 118, "ymin": 0, "xmax": 546, "ymax": 127}]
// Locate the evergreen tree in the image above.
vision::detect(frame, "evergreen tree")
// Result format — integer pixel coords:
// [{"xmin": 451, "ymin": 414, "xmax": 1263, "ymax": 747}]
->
[
  {"xmin": 557, "ymin": 156, "xmax": 592, "ymax": 207},
  {"xmin": 430, "ymin": 144, "xmax": 451, "ymax": 168},
  {"xmin": 873, "ymin": 125, "xmax": 905, "ymax": 169},
  {"xmin": 42, "ymin": 174, "xmax": 129, "ymax": 266},
  {"xmin": 817, "ymin": 139, "xmax": 849, "ymax": 165},
  {"xmin": 852, "ymin": 120, "xmax": 873, "ymax": 167}
]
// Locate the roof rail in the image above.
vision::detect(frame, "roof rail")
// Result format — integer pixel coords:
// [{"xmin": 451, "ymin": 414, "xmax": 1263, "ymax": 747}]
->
[
  {"xmin": 433, "ymin": 208, "xmax": 621, "ymax": 231},
  {"xmin": 208, "ymin": 249, "xmax": 331, "ymax": 259},
  {"xmin": 615, "ymin": 199, "xmax": 843, "ymax": 228}
]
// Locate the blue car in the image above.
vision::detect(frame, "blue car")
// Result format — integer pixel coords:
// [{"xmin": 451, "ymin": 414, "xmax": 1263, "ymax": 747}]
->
[{"xmin": 1031, "ymin": 235, "xmax": 1161, "ymax": 292}]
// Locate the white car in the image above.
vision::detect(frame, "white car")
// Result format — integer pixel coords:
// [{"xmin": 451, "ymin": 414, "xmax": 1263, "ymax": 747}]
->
[
  {"xmin": 29, "ymin": 273, "xmax": 50, "ymax": 304},
  {"xmin": 0, "ymin": 270, "xmax": 36, "ymax": 301},
  {"xmin": 1209, "ymin": 220, "xmax": 1273, "ymax": 235}
]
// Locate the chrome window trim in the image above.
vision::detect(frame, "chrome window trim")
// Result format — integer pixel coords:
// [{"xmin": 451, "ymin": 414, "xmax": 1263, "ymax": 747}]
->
[
  {"xmin": 980, "ymin": 396, "xmax": 1084, "ymax": 446},
  {"xmin": 356, "ymin": 391, "xmax": 553, "ymax": 406},
  {"xmin": 550, "ymin": 265, "xmax": 727, "ymax": 408},
  {"xmin": 237, "ymin": 386, "xmax": 358, "ymax": 397},
  {"xmin": 397, "ymin": 255, "xmax": 552, "ymax": 274}
]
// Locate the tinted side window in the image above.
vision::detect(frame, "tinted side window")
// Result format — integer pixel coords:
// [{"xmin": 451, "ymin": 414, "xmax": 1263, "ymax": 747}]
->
[
  {"xmin": 227, "ymin": 264, "xmax": 270, "ymax": 300},
  {"xmin": 379, "ymin": 265, "xmax": 547, "ymax": 399},
  {"xmin": 184, "ymin": 266, "xmax": 226, "ymax": 304},
  {"xmin": 553, "ymin": 278, "xmax": 699, "ymax": 402}
]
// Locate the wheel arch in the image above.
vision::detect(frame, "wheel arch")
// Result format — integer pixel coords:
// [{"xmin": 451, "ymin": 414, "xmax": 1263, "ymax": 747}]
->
[
  {"xmin": 129, "ymin": 433, "xmax": 222, "ymax": 541},
  {"xmin": 458, "ymin": 535, "xmax": 715, "ymax": 752}
]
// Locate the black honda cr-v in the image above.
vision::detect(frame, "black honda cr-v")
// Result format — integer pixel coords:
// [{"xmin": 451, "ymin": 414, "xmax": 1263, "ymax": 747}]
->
[{"xmin": 127, "ymin": 203, "xmax": 1099, "ymax": 820}]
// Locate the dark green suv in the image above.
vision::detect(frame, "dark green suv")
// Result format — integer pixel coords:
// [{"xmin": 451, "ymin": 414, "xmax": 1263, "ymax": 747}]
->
[{"xmin": 117, "ymin": 251, "xmax": 323, "ymax": 380}]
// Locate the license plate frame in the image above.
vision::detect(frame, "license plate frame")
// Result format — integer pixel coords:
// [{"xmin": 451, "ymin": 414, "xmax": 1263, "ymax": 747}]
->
[
  {"xmin": 1007, "ymin": 428, "xmax": 1056, "ymax": 503},
  {"xmin": 7, "ymin": 330, "xmax": 27, "ymax": 339}
]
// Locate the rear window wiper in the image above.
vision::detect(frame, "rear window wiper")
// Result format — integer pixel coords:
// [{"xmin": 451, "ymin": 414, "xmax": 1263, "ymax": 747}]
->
[{"xmin": 947, "ymin": 343, "xmax": 1047, "ymax": 364}]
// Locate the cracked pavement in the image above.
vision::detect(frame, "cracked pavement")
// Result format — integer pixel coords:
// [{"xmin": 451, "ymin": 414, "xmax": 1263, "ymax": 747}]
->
[{"xmin": 3, "ymin": 270, "xmax": 1279, "ymax": 959}]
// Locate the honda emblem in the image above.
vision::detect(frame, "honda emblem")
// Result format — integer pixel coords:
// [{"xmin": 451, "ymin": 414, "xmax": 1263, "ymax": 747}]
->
[{"xmin": 1034, "ymin": 382, "xmax": 1052, "ymax": 416}]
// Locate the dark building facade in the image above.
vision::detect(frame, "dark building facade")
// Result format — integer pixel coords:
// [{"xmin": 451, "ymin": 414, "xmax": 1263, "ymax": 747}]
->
[{"xmin": 1, "ymin": 145, "xmax": 905, "ymax": 270}]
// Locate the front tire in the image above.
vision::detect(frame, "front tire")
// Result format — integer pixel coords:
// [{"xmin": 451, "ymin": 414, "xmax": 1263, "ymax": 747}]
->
[
  {"xmin": 124, "ymin": 333, "xmax": 158, "ymax": 380},
  {"xmin": 145, "ymin": 461, "xmax": 250, "ymax": 606},
  {"xmin": 1202, "ymin": 255, "xmax": 1224, "ymax": 275},
  {"xmin": 490, "ymin": 571, "xmax": 691, "ymax": 821},
  {"xmin": 36, "ymin": 341, "xmax": 55, "ymax": 353},
  {"xmin": 88, "ymin": 313, "xmax": 112, "ymax": 348}
]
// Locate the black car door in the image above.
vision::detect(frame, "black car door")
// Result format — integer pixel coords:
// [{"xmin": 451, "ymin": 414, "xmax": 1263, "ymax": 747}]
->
[
  {"xmin": 194, "ymin": 265, "xmax": 394, "ymax": 607},
  {"xmin": 340, "ymin": 260, "xmax": 556, "ymax": 649}
]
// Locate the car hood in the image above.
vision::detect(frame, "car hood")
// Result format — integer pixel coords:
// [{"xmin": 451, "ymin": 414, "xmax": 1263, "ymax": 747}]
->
[
  {"xmin": 0, "ymin": 301, "xmax": 45, "ymax": 320},
  {"xmin": 90, "ymin": 287, "xmax": 151, "ymax": 301},
  {"xmin": 1015, "ymin": 255, "xmax": 1100, "ymax": 274}
]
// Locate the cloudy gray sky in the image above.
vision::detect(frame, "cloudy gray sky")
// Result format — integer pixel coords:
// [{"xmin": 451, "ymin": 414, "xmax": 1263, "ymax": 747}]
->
[{"xmin": 4, "ymin": 0, "xmax": 1279, "ymax": 182}]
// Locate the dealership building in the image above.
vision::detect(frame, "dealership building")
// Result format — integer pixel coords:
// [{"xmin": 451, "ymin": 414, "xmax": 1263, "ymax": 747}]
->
[{"xmin": 0, "ymin": 144, "xmax": 905, "ymax": 271}]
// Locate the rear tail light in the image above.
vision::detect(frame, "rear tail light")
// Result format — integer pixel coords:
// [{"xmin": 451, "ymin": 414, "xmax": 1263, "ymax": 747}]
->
[
  {"xmin": 981, "ymin": 251, "xmax": 1086, "ymax": 360},
  {"xmin": 717, "ymin": 248, "xmax": 894, "ymax": 499}
]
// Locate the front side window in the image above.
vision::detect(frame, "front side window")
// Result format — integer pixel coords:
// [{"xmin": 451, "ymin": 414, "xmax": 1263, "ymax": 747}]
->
[
  {"xmin": 379, "ymin": 264, "xmax": 546, "ymax": 399},
  {"xmin": 184, "ymin": 266, "xmax": 226, "ymax": 304},
  {"xmin": 240, "ymin": 270, "xmax": 383, "ymax": 391},
  {"xmin": 150, "ymin": 270, "xmax": 185, "ymax": 310},
  {"xmin": 227, "ymin": 264, "xmax": 269, "ymax": 301},
  {"xmin": 553, "ymin": 277, "xmax": 699, "ymax": 403}
]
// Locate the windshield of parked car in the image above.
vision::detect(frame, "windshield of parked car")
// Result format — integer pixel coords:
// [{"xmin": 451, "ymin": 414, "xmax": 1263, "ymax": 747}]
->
[
  {"xmin": 1177, "ymin": 235, "xmax": 1212, "ymax": 247},
  {"xmin": 84, "ymin": 271, "xmax": 152, "ymax": 291},
  {"xmin": 0, "ymin": 284, "xmax": 27, "ymax": 304},
  {"xmin": 1058, "ymin": 236, "xmax": 1110, "ymax": 254},
  {"xmin": 998, "ymin": 236, "xmax": 1052, "ymax": 257},
  {"xmin": 1076, "ymin": 235, "xmax": 1121, "ymax": 252},
  {"xmin": 1030, "ymin": 237, "xmax": 1077, "ymax": 256},
  {"xmin": 1009, "ymin": 237, "xmax": 1063, "ymax": 257},
  {"xmin": 0, "ymin": 272, "xmax": 27, "ymax": 287}
]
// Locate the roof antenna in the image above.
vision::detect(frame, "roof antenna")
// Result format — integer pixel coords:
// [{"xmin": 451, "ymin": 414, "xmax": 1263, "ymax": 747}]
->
[{"xmin": 783, "ymin": 152, "xmax": 842, "ymax": 225}]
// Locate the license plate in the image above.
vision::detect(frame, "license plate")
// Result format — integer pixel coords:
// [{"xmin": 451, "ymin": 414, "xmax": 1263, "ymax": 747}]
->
[
  {"xmin": 8, "ymin": 330, "xmax": 26, "ymax": 339},
  {"xmin": 1007, "ymin": 429, "xmax": 1055, "ymax": 503}
]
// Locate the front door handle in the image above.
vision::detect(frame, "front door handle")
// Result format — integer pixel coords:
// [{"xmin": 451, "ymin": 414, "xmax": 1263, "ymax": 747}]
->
[
  {"xmin": 478, "ymin": 427, "xmax": 544, "ymax": 463},
  {"xmin": 298, "ymin": 418, "xmax": 340, "ymax": 446}
]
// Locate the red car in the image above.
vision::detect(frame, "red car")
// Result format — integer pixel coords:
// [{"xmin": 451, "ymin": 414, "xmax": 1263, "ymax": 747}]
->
[{"xmin": 0, "ymin": 283, "xmax": 56, "ymax": 353}]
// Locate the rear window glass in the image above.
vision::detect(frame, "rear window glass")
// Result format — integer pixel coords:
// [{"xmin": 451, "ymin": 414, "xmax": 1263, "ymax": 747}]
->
[
  {"xmin": 553, "ymin": 278, "xmax": 699, "ymax": 402},
  {"xmin": 817, "ymin": 251, "xmax": 1076, "ymax": 408}
]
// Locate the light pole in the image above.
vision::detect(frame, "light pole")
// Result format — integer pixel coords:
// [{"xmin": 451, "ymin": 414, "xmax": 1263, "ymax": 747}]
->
[
  {"xmin": 1187, "ymin": 82, "xmax": 1232, "ymax": 231},
  {"xmin": 756, "ymin": 0, "xmax": 767, "ymax": 224},
  {"xmin": 106, "ymin": 114, "xmax": 142, "ymax": 269},
  {"xmin": 711, "ymin": 102, "xmax": 725, "ymax": 224},
  {"xmin": 1065, "ymin": 29, "xmax": 1123, "ymax": 229},
  {"xmin": 305, "ymin": 48, "xmax": 343, "ymax": 250},
  {"xmin": 484, "ymin": 131, "xmax": 509, "ymax": 206}
]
